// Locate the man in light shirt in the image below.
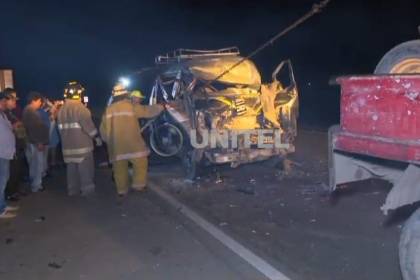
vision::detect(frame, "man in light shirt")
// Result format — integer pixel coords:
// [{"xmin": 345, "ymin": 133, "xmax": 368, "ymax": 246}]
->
[{"xmin": 0, "ymin": 91, "xmax": 18, "ymax": 219}]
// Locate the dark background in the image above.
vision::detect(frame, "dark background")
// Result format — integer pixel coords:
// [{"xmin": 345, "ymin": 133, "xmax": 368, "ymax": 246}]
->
[{"xmin": 0, "ymin": 0, "xmax": 419, "ymax": 128}]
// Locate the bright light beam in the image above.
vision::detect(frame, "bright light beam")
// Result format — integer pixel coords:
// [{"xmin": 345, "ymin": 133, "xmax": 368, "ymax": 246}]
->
[{"xmin": 119, "ymin": 77, "xmax": 131, "ymax": 87}]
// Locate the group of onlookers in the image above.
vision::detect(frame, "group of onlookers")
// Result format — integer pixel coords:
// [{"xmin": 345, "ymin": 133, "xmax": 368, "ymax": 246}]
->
[{"xmin": 0, "ymin": 88, "xmax": 62, "ymax": 219}]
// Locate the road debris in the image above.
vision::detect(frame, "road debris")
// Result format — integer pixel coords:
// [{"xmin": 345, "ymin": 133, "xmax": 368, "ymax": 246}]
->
[
  {"xmin": 149, "ymin": 246, "xmax": 163, "ymax": 256},
  {"xmin": 301, "ymin": 188, "xmax": 317, "ymax": 196},
  {"xmin": 336, "ymin": 184, "xmax": 350, "ymax": 190},
  {"xmin": 175, "ymin": 225, "xmax": 183, "ymax": 230},
  {"xmin": 219, "ymin": 222, "xmax": 229, "ymax": 227},
  {"xmin": 236, "ymin": 186, "xmax": 255, "ymax": 195},
  {"xmin": 48, "ymin": 262, "xmax": 62, "ymax": 269},
  {"xmin": 5, "ymin": 238, "xmax": 14, "ymax": 244},
  {"xmin": 300, "ymin": 183, "xmax": 329, "ymax": 196},
  {"xmin": 215, "ymin": 173, "xmax": 223, "ymax": 184},
  {"xmin": 365, "ymin": 191, "xmax": 381, "ymax": 196},
  {"xmin": 35, "ymin": 216, "xmax": 46, "ymax": 222},
  {"xmin": 183, "ymin": 178, "xmax": 194, "ymax": 184}
]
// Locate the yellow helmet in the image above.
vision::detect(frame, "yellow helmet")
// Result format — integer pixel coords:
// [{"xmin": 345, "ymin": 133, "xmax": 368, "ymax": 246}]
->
[
  {"xmin": 130, "ymin": 90, "xmax": 144, "ymax": 99},
  {"xmin": 112, "ymin": 82, "xmax": 128, "ymax": 97}
]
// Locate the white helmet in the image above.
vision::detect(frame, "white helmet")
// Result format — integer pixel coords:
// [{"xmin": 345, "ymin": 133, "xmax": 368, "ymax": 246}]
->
[{"xmin": 112, "ymin": 82, "xmax": 128, "ymax": 97}]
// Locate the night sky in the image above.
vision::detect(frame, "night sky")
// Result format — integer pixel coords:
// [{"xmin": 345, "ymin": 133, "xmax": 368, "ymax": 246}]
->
[{"xmin": 0, "ymin": 0, "xmax": 419, "ymax": 128}]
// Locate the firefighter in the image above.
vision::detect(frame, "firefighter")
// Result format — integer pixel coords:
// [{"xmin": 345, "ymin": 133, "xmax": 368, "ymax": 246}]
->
[
  {"xmin": 57, "ymin": 81, "xmax": 101, "ymax": 196},
  {"xmin": 130, "ymin": 90, "xmax": 144, "ymax": 105},
  {"xmin": 100, "ymin": 83, "xmax": 163, "ymax": 198}
]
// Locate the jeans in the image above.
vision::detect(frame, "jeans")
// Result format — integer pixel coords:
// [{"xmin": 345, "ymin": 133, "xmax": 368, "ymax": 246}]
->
[
  {"xmin": 42, "ymin": 149, "xmax": 49, "ymax": 176},
  {"xmin": 25, "ymin": 144, "xmax": 44, "ymax": 192},
  {"xmin": 0, "ymin": 158, "xmax": 10, "ymax": 214},
  {"xmin": 5, "ymin": 155, "xmax": 21, "ymax": 198}
]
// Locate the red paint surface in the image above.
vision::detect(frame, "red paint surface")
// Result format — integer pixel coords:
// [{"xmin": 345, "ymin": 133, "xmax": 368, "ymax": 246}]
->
[
  {"xmin": 338, "ymin": 75, "xmax": 420, "ymax": 140},
  {"xmin": 335, "ymin": 75, "xmax": 420, "ymax": 162},
  {"xmin": 334, "ymin": 132, "xmax": 420, "ymax": 163}
]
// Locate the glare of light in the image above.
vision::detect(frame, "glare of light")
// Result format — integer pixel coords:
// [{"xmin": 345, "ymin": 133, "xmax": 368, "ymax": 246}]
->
[{"xmin": 119, "ymin": 77, "xmax": 131, "ymax": 87}]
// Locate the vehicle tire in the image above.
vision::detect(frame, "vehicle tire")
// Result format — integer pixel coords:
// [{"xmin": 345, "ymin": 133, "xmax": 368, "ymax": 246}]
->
[
  {"xmin": 149, "ymin": 122, "xmax": 184, "ymax": 157},
  {"xmin": 399, "ymin": 207, "xmax": 420, "ymax": 280},
  {"xmin": 375, "ymin": 40, "xmax": 420, "ymax": 74}
]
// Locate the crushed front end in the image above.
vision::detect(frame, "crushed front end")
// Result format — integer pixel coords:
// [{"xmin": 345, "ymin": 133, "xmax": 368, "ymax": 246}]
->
[{"xmin": 149, "ymin": 48, "xmax": 299, "ymax": 177}]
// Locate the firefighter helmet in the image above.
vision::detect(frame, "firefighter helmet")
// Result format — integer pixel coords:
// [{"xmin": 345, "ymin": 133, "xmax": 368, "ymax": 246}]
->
[
  {"xmin": 112, "ymin": 82, "xmax": 128, "ymax": 97},
  {"xmin": 64, "ymin": 81, "xmax": 85, "ymax": 100},
  {"xmin": 130, "ymin": 90, "xmax": 144, "ymax": 99}
]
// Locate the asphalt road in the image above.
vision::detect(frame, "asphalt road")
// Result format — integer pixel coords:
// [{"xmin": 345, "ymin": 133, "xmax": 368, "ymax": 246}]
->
[
  {"xmin": 0, "ymin": 129, "xmax": 413, "ymax": 280},
  {"xmin": 0, "ymin": 168, "xmax": 267, "ymax": 280}
]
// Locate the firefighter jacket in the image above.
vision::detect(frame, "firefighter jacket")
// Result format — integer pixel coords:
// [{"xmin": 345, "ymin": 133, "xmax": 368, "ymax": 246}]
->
[
  {"xmin": 57, "ymin": 100, "xmax": 97, "ymax": 163},
  {"xmin": 100, "ymin": 99, "xmax": 163, "ymax": 162}
]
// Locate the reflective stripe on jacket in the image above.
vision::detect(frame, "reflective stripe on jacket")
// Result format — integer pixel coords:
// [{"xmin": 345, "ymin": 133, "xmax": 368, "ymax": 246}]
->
[
  {"xmin": 100, "ymin": 99, "xmax": 162, "ymax": 162},
  {"xmin": 57, "ymin": 100, "xmax": 97, "ymax": 163}
]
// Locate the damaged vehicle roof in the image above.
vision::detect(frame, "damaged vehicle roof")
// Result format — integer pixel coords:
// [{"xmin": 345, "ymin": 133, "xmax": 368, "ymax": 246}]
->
[{"xmin": 156, "ymin": 48, "xmax": 262, "ymax": 88}]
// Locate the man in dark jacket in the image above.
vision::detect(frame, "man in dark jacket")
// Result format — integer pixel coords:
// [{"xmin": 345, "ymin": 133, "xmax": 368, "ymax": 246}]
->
[{"xmin": 22, "ymin": 92, "xmax": 49, "ymax": 192}]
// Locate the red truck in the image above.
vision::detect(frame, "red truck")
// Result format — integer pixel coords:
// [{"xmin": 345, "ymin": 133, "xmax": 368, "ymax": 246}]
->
[{"xmin": 329, "ymin": 30, "xmax": 420, "ymax": 279}]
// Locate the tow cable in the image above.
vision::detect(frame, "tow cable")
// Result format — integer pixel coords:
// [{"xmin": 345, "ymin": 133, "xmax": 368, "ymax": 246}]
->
[{"xmin": 206, "ymin": 0, "xmax": 332, "ymax": 87}]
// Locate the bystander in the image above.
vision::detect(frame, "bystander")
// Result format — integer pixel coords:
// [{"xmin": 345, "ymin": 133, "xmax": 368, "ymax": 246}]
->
[{"xmin": 22, "ymin": 92, "xmax": 49, "ymax": 192}]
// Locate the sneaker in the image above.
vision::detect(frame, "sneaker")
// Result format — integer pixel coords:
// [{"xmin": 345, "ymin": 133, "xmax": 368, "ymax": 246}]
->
[
  {"xmin": 43, "ymin": 171, "xmax": 52, "ymax": 179},
  {"xmin": 18, "ymin": 190, "xmax": 29, "ymax": 197},
  {"xmin": 6, "ymin": 195, "xmax": 20, "ymax": 202},
  {"xmin": 0, "ymin": 211, "xmax": 16, "ymax": 219},
  {"xmin": 32, "ymin": 186, "xmax": 45, "ymax": 193},
  {"xmin": 5, "ymin": 206, "xmax": 19, "ymax": 211}
]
